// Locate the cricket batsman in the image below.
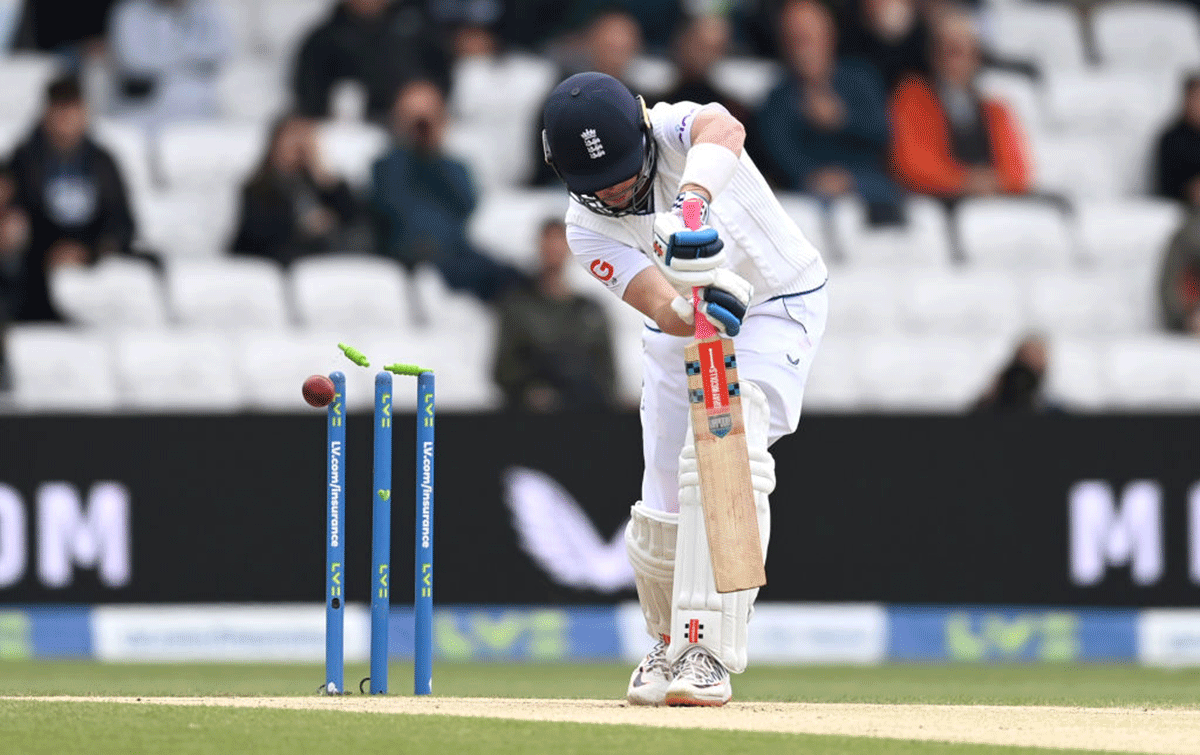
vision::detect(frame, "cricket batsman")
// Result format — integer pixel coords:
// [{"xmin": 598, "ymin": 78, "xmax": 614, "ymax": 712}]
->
[{"xmin": 541, "ymin": 72, "xmax": 829, "ymax": 706}]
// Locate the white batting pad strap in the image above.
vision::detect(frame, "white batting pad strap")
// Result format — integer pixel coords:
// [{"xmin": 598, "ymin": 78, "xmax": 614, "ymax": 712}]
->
[
  {"xmin": 679, "ymin": 142, "xmax": 740, "ymax": 200},
  {"xmin": 625, "ymin": 502, "xmax": 677, "ymax": 640}
]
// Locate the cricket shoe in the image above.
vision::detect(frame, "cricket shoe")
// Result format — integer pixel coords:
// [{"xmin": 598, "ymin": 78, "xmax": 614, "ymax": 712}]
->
[
  {"xmin": 626, "ymin": 637, "xmax": 672, "ymax": 706},
  {"xmin": 664, "ymin": 646, "xmax": 731, "ymax": 707}
]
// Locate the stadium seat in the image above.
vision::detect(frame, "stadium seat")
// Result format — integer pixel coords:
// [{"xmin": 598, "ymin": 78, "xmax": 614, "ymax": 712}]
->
[
  {"xmin": 466, "ymin": 188, "xmax": 568, "ymax": 271},
  {"xmin": 711, "ymin": 57, "xmax": 783, "ymax": 109},
  {"xmin": 0, "ymin": 119, "xmax": 27, "ymax": 157},
  {"xmin": 137, "ymin": 187, "xmax": 239, "ymax": 258},
  {"xmin": 157, "ymin": 121, "xmax": 267, "ymax": 191},
  {"xmin": 363, "ymin": 325, "xmax": 503, "ymax": 411},
  {"xmin": 987, "ymin": 2, "xmax": 1089, "ymax": 72},
  {"xmin": 48, "ymin": 256, "xmax": 169, "ymax": 328},
  {"xmin": 901, "ymin": 269, "xmax": 1026, "ymax": 338},
  {"xmin": 91, "ymin": 119, "xmax": 157, "ymax": 206},
  {"xmin": 1092, "ymin": 1, "xmax": 1200, "ymax": 73},
  {"xmin": 112, "ymin": 328, "xmax": 245, "ymax": 411},
  {"xmin": 776, "ymin": 193, "xmax": 830, "ymax": 259},
  {"xmin": 800, "ymin": 335, "xmax": 862, "ymax": 412},
  {"xmin": 976, "ymin": 70, "xmax": 1048, "ymax": 145},
  {"xmin": 4, "ymin": 325, "xmax": 120, "ymax": 411},
  {"xmin": 625, "ymin": 55, "xmax": 677, "ymax": 97},
  {"xmin": 218, "ymin": 59, "xmax": 287, "ymax": 123},
  {"xmin": 1103, "ymin": 336, "xmax": 1200, "ymax": 410},
  {"xmin": 165, "ymin": 257, "xmax": 291, "ymax": 329},
  {"xmin": 1031, "ymin": 135, "xmax": 1122, "ymax": 201},
  {"xmin": 316, "ymin": 121, "xmax": 389, "ymax": 189},
  {"xmin": 830, "ymin": 197, "xmax": 953, "ymax": 268},
  {"xmin": 0, "ymin": 55, "xmax": 58, "ymax": 124},
  {"xmin": 955, "ymin": 198, "xmax": 1074, "ymax": 270},
  {"xmin": 290, "ymin": 254, "xmax": 409, "ymax": 330},
  {"xmin": 1024, "ymin": 270, "xmax": 1152, "ymax": 337},
  {"xmin": 560, "ymin": 259, "xmax": 647, "ymax": 409},
  {"xmin": 854, "ymin": 335, "xmax": 1009, "ymax": 412},
  {"xmin": 1041, "ymin": 70, "xmax": 1176, "ymax": 136},
  {"xmin": 258, "ymin": 0, "xmax": 332, "ymax": 59},
  {"xmin": 825, "ymin": 268, "xmax": 905, "ymax": 336},
  {"xmin": 824, "ymin": 268, "xmax": 904, "ymax": 336},
  {"xmin": 1072, "ymin": 199, "xmax": 1183, "ymax": 270},
  {"xmin": 450, "ymin": 52, "xmax": 558, "ymax": 187},
  {"xmin": 233, "ymin": 330, "xmax": 349, "ymax": 412},
  {"xmin": 1044, "ymin": 337, "xmax": 1110, "ymax": 411}
]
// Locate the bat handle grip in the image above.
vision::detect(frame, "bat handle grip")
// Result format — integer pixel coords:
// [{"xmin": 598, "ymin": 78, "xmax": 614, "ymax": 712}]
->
[
  {"xmin": 680, "ymin": 195, "xmax": 717, "ymax": 340},
  {"xmin": 693, "ymin": 285, "xmax": 717, "ymax": 339}
]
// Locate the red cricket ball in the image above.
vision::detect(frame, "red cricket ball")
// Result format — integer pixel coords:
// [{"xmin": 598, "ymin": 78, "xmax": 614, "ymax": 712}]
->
[{"xmin": 302, "ymin": 374, "xmax": 336, "ymax": 408}]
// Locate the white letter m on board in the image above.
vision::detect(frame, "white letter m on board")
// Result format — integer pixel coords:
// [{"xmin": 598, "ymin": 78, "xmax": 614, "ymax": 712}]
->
[
  {"xmin": 1069, "ymin": 480, "xmax": 1163, "ymax": 586},
  {"xmin": 38, "ymin": 482, "xmax": 131, "ymax": 589}
]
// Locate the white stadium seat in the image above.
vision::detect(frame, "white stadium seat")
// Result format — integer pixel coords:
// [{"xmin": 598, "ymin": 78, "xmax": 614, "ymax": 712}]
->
[
  {"xmin": 987, "ymin": 2, "xmax": 1088, "ymax": 72},
  {"xmin": 711, "ymin": 57, "xmax": 783, "ymax": 109},
  {"xmin": 157, "ymin": 121, "xmax": 267, "ymax": 191},
  {"xmin": 1072, "ymin": 199, "xmax": 1183, "ymax": 270},
  {"xmin": 801, "ymin": 336, "xmax": 862, "ymax": 412},
  {"xmin": 218, "ymin": 59, "xmax": 288, "ymax": 123},
  {"xmin": 137, "ymin": 187, "xmax": 239, "ymax": 258},
  {"xmin": 831, "ymin": 197, "xmax": 953, "ymax": 268},
  {"xmin": 956, "ymin": 198, "xmax": 1074, "ymax": 270},
  {"xmin": 258, "ymin": 0, "xmax": 332, "ymax": 59},
  {"xmin": 1092, "ymin": 1, "xmax": 1200, "ymax": 73},
  {"xmin": 450, "ymin": 52, "xmax": 558, "ymax": 187},
  {"xmin": 467, "ymin": 189, "xmax": 568, "ymax": 272},
  {"xmin": 48, "ymin": 256, "xmax": 169, "ymax": 328},
  {"xmin": 1024, "ymin": 270, "xmax": 1153, "ymax": 337},
  {"xmin": 363, "ymin": 327, "xmax": 502, "ymax": 411},
  {"xmin": 165, "ymin": 257, "xmax": 291, "ymax": 329},
  {"xmin": 5, "ymin": 325, "xmax": 120, "ymax": 411},
  {"xmin": 92, "ymin": 119, "xmax": 157, "ymax": 207},
  {"xmin": 1044, "ymin": 338, "xmax": 1110, "ymax": 411},
  {"xmin": 854, "ymin": 335, "xmax": 1009, "ymax": 412},
  {"xmin": 1041, "ymin": 70, "xmax": 1176, "ymax": 136},
  {"xmin": 825, "ymin": 268, "xmax": 905, "ymax": 336},
  {"xmin": 112, "ymin": 329, "xmax": 244, "ymax": 411},
  {"xmin": 901, "ymin": 270, "xmax": 1026, "ymax": 338},
  {"xmin": 776, "ymin": 193, "xmax": 830, "ymax": 259},
  {"xmin": 1103, "ymin": 336, "xmax": 1200, "ymax": 410},
  {"xmin": 1032, "ymin": 135, "xmax": 1122, "ymax": 201},
  {"xmin": 316, "ymin": 121, "xmax": 389, "ymax": 189},
  {"xmin": 0, "ymin": 55, "xmax": 58, "ymax": 124},
  {"xmin": 625, "ymin": 55, "xmax": 677, "ymax": 98},
  {"xmin": 233, "ymin": 330, "xmax": 348, "ymax": 412},
  {"xmin": 976, "ymin": 70, "xmax": 1047, "ymax": 144},
  {"xmin": 290, "ymin": 254, "xmax": 408, "ymax": 330}
]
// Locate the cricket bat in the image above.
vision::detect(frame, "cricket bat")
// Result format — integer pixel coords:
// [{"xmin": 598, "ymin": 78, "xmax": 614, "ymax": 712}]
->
[{"xmin": 679, "ymin": 197, "xmax": 766, "ymax": 594}]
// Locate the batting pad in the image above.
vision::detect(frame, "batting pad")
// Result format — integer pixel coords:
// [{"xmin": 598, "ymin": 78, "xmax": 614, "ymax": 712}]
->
[
  {"xmin": 668, "ymin": 380, "xmax": 773, "ymax": 673},
  {"xmin": 625, "ymin": 502, "xmax": 677, "ymax": 640}
]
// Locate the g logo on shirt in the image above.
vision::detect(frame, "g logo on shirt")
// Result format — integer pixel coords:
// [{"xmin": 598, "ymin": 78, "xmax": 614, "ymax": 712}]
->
[{"xmin": 589, "ymin": 259, "xmax": 614, "ymax": 282}]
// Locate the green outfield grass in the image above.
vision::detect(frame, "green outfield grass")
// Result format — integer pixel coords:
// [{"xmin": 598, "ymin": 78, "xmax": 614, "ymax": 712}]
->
[
  {"xmin": 1, "ymin": 660, "xmax": 1198, "ymax": 707},
  {"xmin": 3, "ymin": 661, "xmax": 1197, "ymax": 755}
]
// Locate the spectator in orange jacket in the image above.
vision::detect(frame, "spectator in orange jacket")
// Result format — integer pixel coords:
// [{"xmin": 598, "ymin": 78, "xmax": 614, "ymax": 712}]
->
[{"xmin": 888, "ymin": 6, "xmax": 1030, "ymax": 200}]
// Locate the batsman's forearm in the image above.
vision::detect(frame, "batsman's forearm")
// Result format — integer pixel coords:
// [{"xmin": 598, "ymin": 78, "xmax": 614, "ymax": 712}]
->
[{"xmin": 624, "ymin": 266, "xmax": 693, "ymax": 336}]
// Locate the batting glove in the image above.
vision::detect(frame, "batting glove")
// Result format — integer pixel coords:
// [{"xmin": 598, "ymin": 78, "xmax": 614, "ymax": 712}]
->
[
  {"xmin": 651, "ymin": 192, "xmax": 727, "ymax": 289},
  {"xmin": 669, "ymin": 268, "xmax": 753, "ymax": 337}
]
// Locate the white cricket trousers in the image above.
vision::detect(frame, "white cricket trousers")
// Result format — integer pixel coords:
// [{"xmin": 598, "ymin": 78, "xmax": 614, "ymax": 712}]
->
[{"xmin": 639, "ymin": 283, "xmax": 828, "ymax": 513}]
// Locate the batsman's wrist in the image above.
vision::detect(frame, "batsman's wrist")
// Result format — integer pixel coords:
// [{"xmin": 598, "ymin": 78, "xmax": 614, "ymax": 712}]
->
[{"xmin": 679, "ymin": 142, "xmax": 739, "ymax": 200}]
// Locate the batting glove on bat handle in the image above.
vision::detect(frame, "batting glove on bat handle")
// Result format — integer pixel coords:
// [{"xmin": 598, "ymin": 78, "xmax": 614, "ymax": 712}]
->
[
  {"xmin": 670, "ymin": 268, "xmax": 753, "ymax": 337},
  {"xmin": 651, "ymin": 193, "xmax": 726, "ymax": 288}
]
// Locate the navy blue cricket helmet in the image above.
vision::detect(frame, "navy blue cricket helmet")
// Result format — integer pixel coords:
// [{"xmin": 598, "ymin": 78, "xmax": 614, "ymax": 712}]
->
[{"xmin": 541, "ymin": 72, "xmax": 657, "ymax": 217}]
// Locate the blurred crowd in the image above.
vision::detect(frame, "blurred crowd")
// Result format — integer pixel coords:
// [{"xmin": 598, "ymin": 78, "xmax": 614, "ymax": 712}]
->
[{"xmin": 2, "ymin": 0, "xmax": 1200, "ymax": 411}]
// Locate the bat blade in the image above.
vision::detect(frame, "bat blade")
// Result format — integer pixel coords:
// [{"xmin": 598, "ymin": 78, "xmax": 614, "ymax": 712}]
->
[{"xmin": 684, "ymin": 335, "xmax": 766, "ymax": 593}]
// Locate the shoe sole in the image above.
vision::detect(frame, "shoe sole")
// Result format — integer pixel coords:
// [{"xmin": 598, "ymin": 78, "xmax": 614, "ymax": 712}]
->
[{"xmin": 664, "ymin": 692, "xmax": 731, "ymax": 707}]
